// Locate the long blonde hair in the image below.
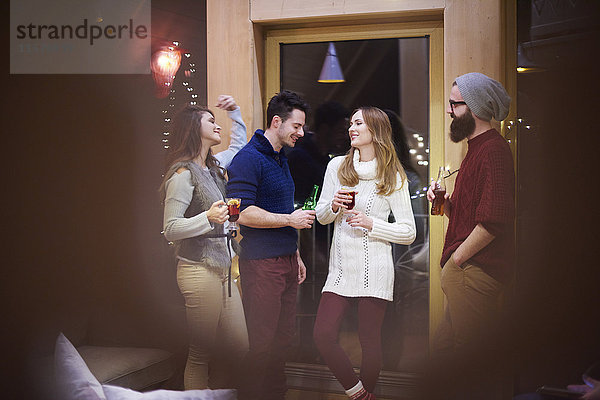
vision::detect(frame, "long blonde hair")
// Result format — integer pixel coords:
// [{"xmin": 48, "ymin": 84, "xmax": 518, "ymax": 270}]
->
[{"xmin": 338, "ymin": 107, "xmax": 406, "ymax": 196}]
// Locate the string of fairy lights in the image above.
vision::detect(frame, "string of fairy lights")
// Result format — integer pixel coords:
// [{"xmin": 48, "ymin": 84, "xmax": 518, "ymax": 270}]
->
[
  {"xmin": 158, "ymin": 41, "xmax": 198, "ymax": 151},
  {"xmin": 505, "ymin": 117, "xmax": 533, "ymax": 144},
  {"xmin": 156, "ymin": 42, "xmax": 197, "ymax": 245},
  {"xmin": 406, "ymin": 129, "xmax": 430, "ymax": 201}
]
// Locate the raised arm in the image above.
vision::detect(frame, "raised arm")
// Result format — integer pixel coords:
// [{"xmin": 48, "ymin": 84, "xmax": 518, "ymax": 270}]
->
[{"xmin": 213, "ymin": 95, "xmax": 247, "ymax": 169}]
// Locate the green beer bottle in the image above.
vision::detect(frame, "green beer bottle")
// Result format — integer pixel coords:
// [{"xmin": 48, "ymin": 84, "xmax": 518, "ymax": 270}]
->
[{"xmin": 302, "ymin": 184, "xmax": 320, "ymax": 210}]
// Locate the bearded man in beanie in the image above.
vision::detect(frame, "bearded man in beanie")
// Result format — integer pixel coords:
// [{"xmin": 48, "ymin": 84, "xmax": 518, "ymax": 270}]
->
[{"xmin": 427, "ymin": 72, "xmax": 514, "ymax": 356}]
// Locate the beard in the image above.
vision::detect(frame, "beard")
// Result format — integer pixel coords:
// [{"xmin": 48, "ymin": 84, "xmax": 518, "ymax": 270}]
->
[{"xmin": 449, "ymin": 111, "xmax": 476, "ymax": 143}]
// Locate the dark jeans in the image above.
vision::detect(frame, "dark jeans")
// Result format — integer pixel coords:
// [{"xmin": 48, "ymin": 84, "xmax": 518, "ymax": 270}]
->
[
  {"xmin": 237, "ymin": 254, "xmax": 299, "ymax": 400},
  {"xmin": 313, "ymin": 292, "xmax": 388, "ymax": 393}
]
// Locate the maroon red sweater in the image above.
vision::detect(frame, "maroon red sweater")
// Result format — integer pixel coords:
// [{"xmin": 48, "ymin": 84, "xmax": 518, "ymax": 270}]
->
[{"xmin": 441, "ymin": 129, "xmax": 515, "ymax": 284}]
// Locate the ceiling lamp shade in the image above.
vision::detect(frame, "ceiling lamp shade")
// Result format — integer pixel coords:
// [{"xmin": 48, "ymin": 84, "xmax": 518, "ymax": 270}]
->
[{"xmin": 318, "ymin": 42, "xmax": 345, "ymax": 83}]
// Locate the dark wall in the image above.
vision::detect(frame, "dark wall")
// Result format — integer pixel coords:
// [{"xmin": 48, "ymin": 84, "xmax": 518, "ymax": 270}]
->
[
  {"xmin": 2, "ymin": 1, "xmax": 207, "ymax": 397},
  {"xmin": 514, "ymin": 0, "xmax": 600, "ymax": 392}
]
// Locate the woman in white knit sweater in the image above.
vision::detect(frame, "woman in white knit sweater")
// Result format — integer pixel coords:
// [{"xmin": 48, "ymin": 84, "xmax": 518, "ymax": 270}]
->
[{"xmin": 313, "ymin": 107, "xmax": 416, "ymax": 400}]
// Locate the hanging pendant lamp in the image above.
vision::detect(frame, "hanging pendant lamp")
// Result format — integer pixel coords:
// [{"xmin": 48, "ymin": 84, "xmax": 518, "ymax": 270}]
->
[{"xmin": 318, "ymin": 42, "xmax": 345, "ymax": 83}]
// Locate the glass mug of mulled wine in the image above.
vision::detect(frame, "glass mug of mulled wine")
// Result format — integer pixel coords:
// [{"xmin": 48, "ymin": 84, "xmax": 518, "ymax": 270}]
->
[
  {"xmin": 225, "ymin": 198, "xmax": 241, "ymax": 233},
  {"xmin": 340, "ymin": 187, "xmax": 357, "ymax": 223},
  {"xmin": 340, "ymin": 186, "xmax": 357, "ymax": 210}
]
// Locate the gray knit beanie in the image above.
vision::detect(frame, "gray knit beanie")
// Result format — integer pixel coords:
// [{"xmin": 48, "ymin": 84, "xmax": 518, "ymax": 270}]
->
[{"xmin": 455, "ymin": 72, "xmax": 511, "ymax": 121}]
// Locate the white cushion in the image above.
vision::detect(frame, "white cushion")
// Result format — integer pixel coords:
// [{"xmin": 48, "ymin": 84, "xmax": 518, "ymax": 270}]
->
[
  {"xmin": 54, "ymin": 333, "xmax": 107, "ymax": 400},
  {"xmin": 102, "ymin": 385, "xmax": 236, "ymax": 400}
]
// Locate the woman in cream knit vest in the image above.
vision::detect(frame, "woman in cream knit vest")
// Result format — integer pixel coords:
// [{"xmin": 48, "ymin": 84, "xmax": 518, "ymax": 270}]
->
[{"xmin": 314, "ymin": 107, "xmax": 416, "ymax": 400}]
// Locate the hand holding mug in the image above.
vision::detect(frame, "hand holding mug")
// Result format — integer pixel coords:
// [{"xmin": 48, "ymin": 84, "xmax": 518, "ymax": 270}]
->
[
  {"xmin": 331, "ymin": 188, "xmax": 356, "ymax": 213},
  {"xmin": 207, "ymin": 200, "xmax": 228, "ymax": 224}
]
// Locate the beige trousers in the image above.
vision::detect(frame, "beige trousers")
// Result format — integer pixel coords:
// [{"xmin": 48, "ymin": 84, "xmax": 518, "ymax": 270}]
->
[
  {"xmin": 431, "ymin": 255, "xmax": 508, "ymax": 400},
  {"xmin": 433, "ymin": 255, "xmax": 504, "ymax": 353},
  {"xmin": 177, "ymin": 260, "xmax": 248, "ymax": 390}
]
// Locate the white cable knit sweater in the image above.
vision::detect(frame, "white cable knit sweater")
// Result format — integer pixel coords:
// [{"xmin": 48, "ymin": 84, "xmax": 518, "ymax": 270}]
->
[{"xmin": 315, "ymin": 152, "xmax": 416, "ymax": 300}]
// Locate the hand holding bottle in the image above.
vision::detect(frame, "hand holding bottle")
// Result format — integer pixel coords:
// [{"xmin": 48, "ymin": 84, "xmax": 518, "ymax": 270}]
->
[
  {"xmin": 429, "ymin": 167, "xmax": 448, "ymax": 216},
  {"xmin": 288, "ymin": 208, "xmax": 316, "ymax": 229}
]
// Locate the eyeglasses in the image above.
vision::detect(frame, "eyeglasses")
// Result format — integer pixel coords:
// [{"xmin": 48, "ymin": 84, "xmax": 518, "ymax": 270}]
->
[{"xmin": 449, "ymin": 100, "xmax": 467, "ymax": 111}]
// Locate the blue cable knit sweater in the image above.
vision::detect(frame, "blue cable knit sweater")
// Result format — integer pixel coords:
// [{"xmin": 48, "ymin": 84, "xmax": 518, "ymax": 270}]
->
[{"xmin": 226, "ymin": 130, "xmax": 297, "ymax": 260}]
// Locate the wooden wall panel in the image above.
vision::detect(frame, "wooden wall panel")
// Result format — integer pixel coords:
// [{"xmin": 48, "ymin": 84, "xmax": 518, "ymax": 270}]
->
[
  {"xmin": 443, "ymin": 0, "xmax": 504, "ymax": 193},
  {"xmin": 207, "ymin": 0, "xmax": 257, "ymax": 152},
  {"xmin": 250, "ymin": 0, "xmax": 444, "ymax": 22},
  {"xmin": 428, "ymin": 26, "xmax": 446, "ymax": 352}
]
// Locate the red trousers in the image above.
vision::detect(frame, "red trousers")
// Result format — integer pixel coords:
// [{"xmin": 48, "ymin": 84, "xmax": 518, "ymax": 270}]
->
[
  {"xmin": 313, "ymin": 292, "xmax": 388, "ymax": 393},
  {"xmin": 237, "ymin": 254, "xmax": 299, "ymax": 400}
]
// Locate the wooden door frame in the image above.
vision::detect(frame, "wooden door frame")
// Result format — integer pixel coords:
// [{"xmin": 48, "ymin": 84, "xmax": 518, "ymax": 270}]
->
[{"xmin": 265, "ymin": 18, "xmax": 445, "ymax": 348}]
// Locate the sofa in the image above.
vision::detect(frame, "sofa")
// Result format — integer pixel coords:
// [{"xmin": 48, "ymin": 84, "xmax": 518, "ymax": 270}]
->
[
  {"xmin": 54, "ymin": 333, "xmax": 236, "ymax": 400},
  {"xmin": 28, "ymin": 302, "xmax": 182, "ymax": 399}
]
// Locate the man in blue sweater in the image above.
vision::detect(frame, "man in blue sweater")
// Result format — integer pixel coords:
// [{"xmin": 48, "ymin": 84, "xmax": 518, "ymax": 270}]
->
[{"xmin": 227, "ymin": 90, "xmax": 315, "ymax": 400}]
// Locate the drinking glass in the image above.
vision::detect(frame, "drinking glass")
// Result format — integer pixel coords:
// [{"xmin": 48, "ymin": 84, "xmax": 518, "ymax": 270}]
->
[
  {"xmin": 341, "ymin": 186, "xmax": 357, "ymax": 210},
  {"xmin": 340, "ymin": 186, "xmax": 357, "ymax": 223},
  {"xmin": 226, "ymin": 198, "xmax": 241, "ymax": 234}
]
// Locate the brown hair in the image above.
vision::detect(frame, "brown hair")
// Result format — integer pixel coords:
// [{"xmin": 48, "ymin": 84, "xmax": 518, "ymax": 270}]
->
[
  {"xmin": 337, "ymin": 107, "xmax": 406, "ymax": 196},
  {"xmin": 159, "ymin": 105, "xmax": 225, "ymax": 198},
  {"xmin": 165, "ymin": 105, "xmax": 221, "ymax": 168}
]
